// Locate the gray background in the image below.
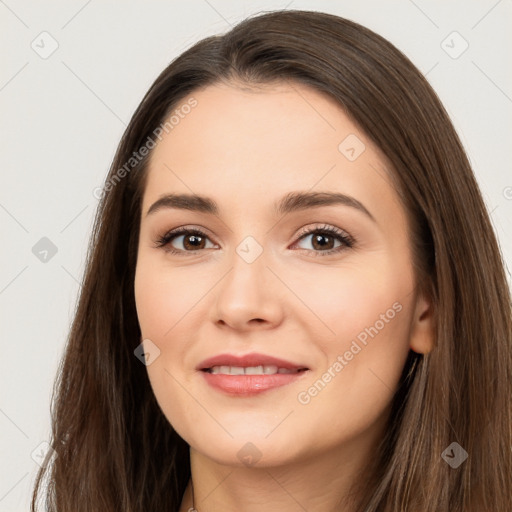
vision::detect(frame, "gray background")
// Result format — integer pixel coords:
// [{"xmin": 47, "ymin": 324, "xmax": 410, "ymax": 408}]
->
[{"xmin": 1, "ymin": 1, "xmax": 511, "ymax": 509}]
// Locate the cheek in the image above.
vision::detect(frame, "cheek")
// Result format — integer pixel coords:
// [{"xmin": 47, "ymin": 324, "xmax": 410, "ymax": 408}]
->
[
  {"xmin": 133, "ymin": 257, "xmax": 216, "ymax": 384},
  {"xmin": 296, "ymin": 313, "xmax": 411, "ymax": 443},
  {"xmin": 134, "ymin": 260, "xmax": 200, "ymax": 436},
  {"xmin": 289, "ymin": 257, "xmax": 414, "ymax": 429},
  {"xmin": 288, "ymin": 253, "xmax": 413, "ymax": 349},
  {"xmin": 134, "ymin": 257, "xmax": 207, "ymax": 339}
]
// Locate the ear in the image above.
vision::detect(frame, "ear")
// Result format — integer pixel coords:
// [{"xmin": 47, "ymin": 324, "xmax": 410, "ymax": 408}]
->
[{"xmin": 409, "ymin": 292, "xmax": 435, "ymax": 354}]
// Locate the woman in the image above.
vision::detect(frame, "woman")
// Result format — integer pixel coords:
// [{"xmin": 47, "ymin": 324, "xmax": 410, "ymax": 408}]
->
[{"xmin": 31, "ymin": 9, "xmax": 512, "ymax": 512}]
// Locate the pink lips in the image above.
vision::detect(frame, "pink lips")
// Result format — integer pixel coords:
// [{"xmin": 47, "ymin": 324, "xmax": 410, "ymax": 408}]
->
[
  {"xmin": 197, "ymin": 352, "xmax": 307, "ymax": 371},
  {"xmin": 197, "ymin": 352, "xmax": 309, "ymax": 396}
]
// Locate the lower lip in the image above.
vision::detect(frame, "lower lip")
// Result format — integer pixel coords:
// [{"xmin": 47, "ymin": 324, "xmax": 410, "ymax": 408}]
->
[{"xmin": 200, "ymin": 370, "xmax": 308, "ymax": 395}]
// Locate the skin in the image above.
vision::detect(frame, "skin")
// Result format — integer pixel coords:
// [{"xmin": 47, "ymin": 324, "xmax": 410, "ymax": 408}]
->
[{"xmin": 134, "ymin": 81, "xmax": 434, "ymax": 512}]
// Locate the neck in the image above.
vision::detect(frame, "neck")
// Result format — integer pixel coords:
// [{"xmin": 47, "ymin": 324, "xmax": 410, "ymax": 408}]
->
[{"xmin": 178, "ymin": 430, "xmax": 384, "ymax": 512}]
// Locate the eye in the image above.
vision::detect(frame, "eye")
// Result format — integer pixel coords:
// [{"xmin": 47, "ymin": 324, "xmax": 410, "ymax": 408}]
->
[
  {"xmin": 154, "ymin": 227, "xmax": 217, "ymax": 254},
  {"xmin": 154, "ymin": 223, "xmax": 355, "ymax": 257},
  {"xmin": 291, "ymin": 224, "xmax": 354, "ymax": 257}
]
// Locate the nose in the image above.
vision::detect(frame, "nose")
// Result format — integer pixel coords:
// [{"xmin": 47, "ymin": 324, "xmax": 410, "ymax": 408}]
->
[{"xmin": 211, "ymin": 243, "xmax": 285, "ymax": 332}]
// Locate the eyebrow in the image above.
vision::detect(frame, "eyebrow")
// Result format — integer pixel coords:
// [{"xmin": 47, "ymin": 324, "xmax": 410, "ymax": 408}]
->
[{"xmin": 145, "ymin": 191, "xmax": 375, "ymax": 222}]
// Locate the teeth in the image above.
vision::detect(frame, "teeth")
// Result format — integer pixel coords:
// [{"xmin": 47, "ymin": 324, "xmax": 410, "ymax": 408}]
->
[
  {"xmin": 208, "ymin": 365, "xmax": 300, "ymax": 375},
  {"xmin": 245, "ymin": 365, "xmax": 264, "ymax": 375}
]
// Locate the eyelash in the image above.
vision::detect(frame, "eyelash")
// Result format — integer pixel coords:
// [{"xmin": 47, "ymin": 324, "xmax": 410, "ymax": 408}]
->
[{"xmin": 154, "ymin": 224, "xmax": 355, "ymax": 257}]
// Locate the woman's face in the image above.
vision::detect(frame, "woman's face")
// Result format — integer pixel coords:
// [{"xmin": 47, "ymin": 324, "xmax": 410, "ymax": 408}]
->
[{"xmin": 134, "ymin": 81, "xmax": 433, "ymax": 468}]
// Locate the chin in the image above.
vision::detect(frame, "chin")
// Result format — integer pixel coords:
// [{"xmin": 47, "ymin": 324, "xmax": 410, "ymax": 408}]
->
[{"xmin": 185, "ymin": 428, "xmax": 304, "ymax": 468}]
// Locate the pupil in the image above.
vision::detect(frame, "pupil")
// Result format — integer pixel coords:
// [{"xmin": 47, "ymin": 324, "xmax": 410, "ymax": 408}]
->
[
  {"xmin": 185, "ymin": 235, "xmax": 204, "ymax": 250},
  {"xmin": 313, "ymin": 234, "xmax": 333, "ymax": 250}
]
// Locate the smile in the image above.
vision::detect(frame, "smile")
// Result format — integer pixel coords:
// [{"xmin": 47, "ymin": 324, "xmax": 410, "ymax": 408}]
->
[
  {"xmin": 205, "ymin": 365, "xmax": 305, "ymax": 375},
  {"xmin": 196, "ymin": 352, "xmax": 310, "ymax": 395}
]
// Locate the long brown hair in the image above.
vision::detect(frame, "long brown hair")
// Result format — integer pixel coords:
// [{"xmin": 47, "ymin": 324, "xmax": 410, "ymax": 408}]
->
[{"xmin": 31, "ymin": 9, "xmax": 512, "ymax": 511}]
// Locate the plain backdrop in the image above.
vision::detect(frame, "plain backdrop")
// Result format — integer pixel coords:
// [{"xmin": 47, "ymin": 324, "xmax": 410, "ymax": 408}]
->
[{"xmin": 1, "ymin": 1, "xmax": 511, "ymax": 510}]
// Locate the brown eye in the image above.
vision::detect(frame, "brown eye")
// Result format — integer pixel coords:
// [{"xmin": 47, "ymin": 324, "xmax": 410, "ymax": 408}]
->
[
  {"xmin": 155, "ymin": 228, "xmax": 216, "ymax": 253},
  {"xmin": 181, "ymin": 233, "xmax": 207, "ymax": 250},
  {"xmin": 311, "ymin": 233, "xmax": 337, "ymax": 250},
  {"xmin": 292, "ymin": 225, "xmax": 354, "ymax": 257},
  {"xmin": 296, "ymin": 232, "xmax": 341, "ymax": 251}
]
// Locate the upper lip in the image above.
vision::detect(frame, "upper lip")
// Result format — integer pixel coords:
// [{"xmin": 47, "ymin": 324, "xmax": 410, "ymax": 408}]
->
[{"xmin": 196, "ymin": 352, "xmax": 309, "ymax": 371}]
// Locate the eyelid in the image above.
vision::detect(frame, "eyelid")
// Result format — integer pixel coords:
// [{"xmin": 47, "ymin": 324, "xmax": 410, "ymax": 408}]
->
[{"xmin": 294, "ymin": 223, "xmax": 355, "ymax": 246}]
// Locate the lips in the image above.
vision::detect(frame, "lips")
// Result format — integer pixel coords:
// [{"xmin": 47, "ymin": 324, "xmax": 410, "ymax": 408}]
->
[
  {"xmin": 196, "ymin": 352, "xmax": 310, "ymax": 396},
  {"xmin": 196, "ymin": 353, "xmax": 309, "ymax": 372}
]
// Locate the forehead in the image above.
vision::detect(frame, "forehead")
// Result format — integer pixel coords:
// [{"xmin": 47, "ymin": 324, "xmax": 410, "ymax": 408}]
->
[{"xmin": 142, "ymin": 81, "xmax": 403, "ymax": 226}]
